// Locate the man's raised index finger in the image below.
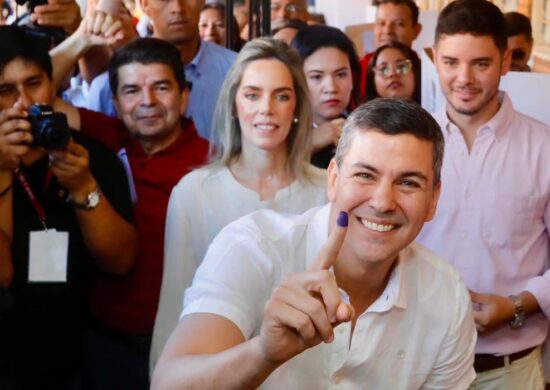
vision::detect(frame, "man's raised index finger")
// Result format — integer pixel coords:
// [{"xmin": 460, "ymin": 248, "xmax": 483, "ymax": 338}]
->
[{"xmin": 309, "ymin": 211, "xmax": 348, "ymax": 271}]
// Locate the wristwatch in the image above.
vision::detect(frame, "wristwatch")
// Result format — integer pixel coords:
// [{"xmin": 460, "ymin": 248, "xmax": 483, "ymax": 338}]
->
[
  {"xmin": 67, "ymin": 187, "xmax": 101, "ymax": 210},
  {"xmin": 509, "ymin": 294, "xmax": 526, "ymax": 329}
]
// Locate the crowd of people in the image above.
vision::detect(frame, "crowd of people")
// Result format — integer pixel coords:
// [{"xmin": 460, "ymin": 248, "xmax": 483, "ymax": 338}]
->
[{"xmin": 0, "ymin": 0, "xmax": 548, "ymax": 389}]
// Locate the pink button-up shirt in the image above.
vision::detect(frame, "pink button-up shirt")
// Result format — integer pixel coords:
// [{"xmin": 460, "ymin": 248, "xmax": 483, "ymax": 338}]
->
[{"xmin": 418, "ymin": 92, "xmax": 550, "ymax": 355}]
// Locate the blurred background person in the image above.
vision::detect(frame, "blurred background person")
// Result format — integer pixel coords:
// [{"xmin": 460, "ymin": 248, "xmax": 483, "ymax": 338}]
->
[
  {"xmin": 270, "ymin": 0, "xmax": 309, "ymax": 24},
  {"xmin": 151, "ymin": 38, "xmax": 327, "ymax": 373},
  {"xmin": 292, "ymin": 25, "xmax": 360, "ymax": 168},
  {"xmin": 504, "ymin": 11, "xmax": 533, "ymax": 72},
  {"xmin": 358, "ymin": 0, "xmax": 422, "ymax": 101},
  {"xmin": 307, "ymin": 12, "xmax": 326, "ymax": 26},
  {"xmin": 199, "ymin": 2, "xmax": 243, "ymax": 50},
  {"xmin": 366, "ymin": 41, "xmax": 421, "ymax": 103},
  {"xmin": 271, "ymin": 18, "xmax": 307, "ymax": 45}
]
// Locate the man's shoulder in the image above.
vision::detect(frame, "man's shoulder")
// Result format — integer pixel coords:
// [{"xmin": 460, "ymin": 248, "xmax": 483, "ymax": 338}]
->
[
  {"xmin": 405, "ymin": 241, "xmax": 467, "ymax": 288},
  {"xmin": 198, "ymin": 41, "xmax": 237, "ymax": 69},
  {"xmin": 510, "ymin": 108, "xmax": 550, "ymax": 135},
  {"xmin": 218, "ymin": 205, "xmax": 326, "ymax": 246}
]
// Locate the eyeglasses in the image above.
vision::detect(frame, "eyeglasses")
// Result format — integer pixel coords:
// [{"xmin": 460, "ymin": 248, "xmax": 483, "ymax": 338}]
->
[
  {"xmin": 374, "ymin": 59, "xmax": 413, "ymax": 78},
  {"xmin": 511, "ymin": 48, "xmax": 527, "ymax": 61},
  {"xmin": 270, "ymin": 3, "xmax": 307, "ymax": 14}
]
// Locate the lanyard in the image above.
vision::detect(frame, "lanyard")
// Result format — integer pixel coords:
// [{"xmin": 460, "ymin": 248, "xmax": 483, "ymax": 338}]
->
[{"xmin": 15, "ymin": 168, "xmax": 53, "ymax": 231}]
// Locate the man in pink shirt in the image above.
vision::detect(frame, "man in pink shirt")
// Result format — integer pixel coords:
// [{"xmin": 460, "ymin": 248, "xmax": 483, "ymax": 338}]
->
[{"xmin": 418, "ymin": 0, "xmax": 550, "ymax": 388}]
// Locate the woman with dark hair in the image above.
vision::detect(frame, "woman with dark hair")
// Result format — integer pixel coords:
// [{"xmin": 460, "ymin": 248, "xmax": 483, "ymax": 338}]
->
[
  {"xmin": 291, "ymin": 25, "xmax": 360, "ymax": 168},
  {"xmin": 199, "ymin": 2, "xmax": 244, "ymax": 50},
  {"xmin": 366, "ymin": 41, "xmax": 421, "ymax": 104}
]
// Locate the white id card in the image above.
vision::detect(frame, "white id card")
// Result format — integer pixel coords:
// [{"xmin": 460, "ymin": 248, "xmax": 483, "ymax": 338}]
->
[{"xmin": 28, "ymin": 229, "xmax": 69, "ymax": 282}]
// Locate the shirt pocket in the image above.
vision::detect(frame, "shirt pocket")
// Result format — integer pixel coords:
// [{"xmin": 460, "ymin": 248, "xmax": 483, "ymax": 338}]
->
[{"xmin": 481, "ymin": 195, "xmax": 542, "ymax": 249}]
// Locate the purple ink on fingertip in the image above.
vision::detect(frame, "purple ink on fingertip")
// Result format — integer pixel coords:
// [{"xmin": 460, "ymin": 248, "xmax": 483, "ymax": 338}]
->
[{"xmin": 337, "ymin": 211, "xmax": 348, "ymax": 227}]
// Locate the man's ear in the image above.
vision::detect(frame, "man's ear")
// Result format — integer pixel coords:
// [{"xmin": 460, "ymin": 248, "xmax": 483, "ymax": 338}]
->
[
  {"xmin": 113, "ymin": 95, "xmax": 120, "ymax": 116},
  {"xmin": 425, "ymin": 182, "xmax": 441, "ymax": 222},
  {"xmin": 413, "ymin": 23, "xmax": 422, "ymax": 40},
  {"xmin": 501, "ymin": 48, "xmax": 512, "ymax": 76},
  {"xmin": 179, "ymin": 88, "xmax": 190, "ymax": 115},
  {"xmin": 326, "ymin": 158, "xmax": 340, "ymax": 203},
  {"xmin": 432, "ymin": 45, "xmax": 439, "ymax": 71}
]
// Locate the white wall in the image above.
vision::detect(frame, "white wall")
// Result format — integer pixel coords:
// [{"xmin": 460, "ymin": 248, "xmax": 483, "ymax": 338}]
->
[{"xmin": 315, "ymin": 0, "xmax": 372, "ymax": 31}]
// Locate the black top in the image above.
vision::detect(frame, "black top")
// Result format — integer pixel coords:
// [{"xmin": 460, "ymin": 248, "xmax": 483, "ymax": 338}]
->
[
  {"xmin": 311, "ymin": 145, "xmax": 335, "ymax": 169},
  {"xmin": 0, "ymin": 131, "xmax": 134, "ymax": 386}
]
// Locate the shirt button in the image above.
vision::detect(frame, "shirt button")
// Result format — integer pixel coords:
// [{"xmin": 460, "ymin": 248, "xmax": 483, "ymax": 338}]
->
[{"xmin": 332, "ymin": 374, "xmax": 341, "ymax": 384}]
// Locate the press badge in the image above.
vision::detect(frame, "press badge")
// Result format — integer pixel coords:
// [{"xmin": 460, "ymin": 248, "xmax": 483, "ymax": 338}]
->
[{"xmin": 28, "ymin": 229, "xmax": 69, "ymax": 282}]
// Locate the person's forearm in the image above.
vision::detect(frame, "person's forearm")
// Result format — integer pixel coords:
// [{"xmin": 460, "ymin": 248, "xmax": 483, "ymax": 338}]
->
[
  {"xmin": 78, "ymin": 46, "xmax": 112, "ymax": 84},
  {"xmin": 152, "ymin": 336, "xmax": 280, "ymax": 390},
  {"xmin": 519, "ymin": 291, "xmax": 541, "ymax": 317},
  {"xmin": 50, "ymin": 24, "xmax": 92, "ymax": 91},
  {"xmin": 73, "ymin": 188, "xmax": 137, "ymax": 274}
]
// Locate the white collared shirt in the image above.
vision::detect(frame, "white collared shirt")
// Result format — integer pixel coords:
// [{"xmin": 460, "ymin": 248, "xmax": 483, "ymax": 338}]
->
[{"xmin": 183, "ymin": 204, "xmax": 477, "ymax": 389}]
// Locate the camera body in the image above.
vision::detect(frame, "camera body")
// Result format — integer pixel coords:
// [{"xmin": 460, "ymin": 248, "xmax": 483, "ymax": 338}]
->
[
  {"xmin": 15, "ymin": 0, "xmax": 47, "ymax": 12},
  {"xmin": 28, "ymin": 104, "xmax": 71, "ymax": 150},
  {"xmin": 14, "ymin": 0, "xmax": 66, "ymax": 48}
]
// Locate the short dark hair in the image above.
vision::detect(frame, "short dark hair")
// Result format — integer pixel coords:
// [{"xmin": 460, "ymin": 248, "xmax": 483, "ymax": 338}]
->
[
  {"xmin": 366, "ymin": 41, "xmax": 421, "ymax": 104},
  {"xmin": 504, "ymin": 11, "xmax": 532, "ymax": 41},
  {"xmin": 291, "ymin": 25, "xmax": 361, "ymax": 108},
  {"xmin": 108, "ymin": 38, "xmax": 186, "ymax": 95},
  {"xmin": 0, "ymin": 25, "xmax": 52, "ymax": 80},
  {"xmin": 271, "ymin": 18, "xmax": 308, "ymax": 36},
  {"xmin": 435, "ymin": 0, "xmax": 507, "ymax": 53},
  {"xmin": 374, "ymin": 0, "xmax": 419, "ymax": 25},
  {"xmin": 335, "ymin": 98, "xmax": 444, "ymax": 185}
]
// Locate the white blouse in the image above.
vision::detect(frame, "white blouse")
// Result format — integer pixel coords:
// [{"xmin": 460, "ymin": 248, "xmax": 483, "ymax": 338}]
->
[{"xmin": 150, "ymin": 165, "xmax": 327, "ymax": 372}]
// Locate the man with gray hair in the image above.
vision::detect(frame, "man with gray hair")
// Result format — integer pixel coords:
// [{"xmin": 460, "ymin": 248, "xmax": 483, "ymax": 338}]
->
[{"xmin": 152, "ymin": 99, "xmax": 476, "ymax": 389}]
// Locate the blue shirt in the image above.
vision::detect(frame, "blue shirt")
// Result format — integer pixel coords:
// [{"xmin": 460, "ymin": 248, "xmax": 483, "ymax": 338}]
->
[{"xmin": 75, "ymin": 41, "xmax": 236, "ymax": 140}]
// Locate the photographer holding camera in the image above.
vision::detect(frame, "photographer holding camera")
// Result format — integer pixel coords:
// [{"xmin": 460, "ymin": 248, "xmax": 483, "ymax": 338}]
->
[{"xmin": 0, "ymin": 25, "xmax": 138, "ymax": 388}]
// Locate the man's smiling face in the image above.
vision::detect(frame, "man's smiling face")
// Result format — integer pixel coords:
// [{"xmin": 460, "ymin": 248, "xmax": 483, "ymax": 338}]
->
[{"xmin": 327, "ymin": 130, "xmax": 440, "ymax": 267}]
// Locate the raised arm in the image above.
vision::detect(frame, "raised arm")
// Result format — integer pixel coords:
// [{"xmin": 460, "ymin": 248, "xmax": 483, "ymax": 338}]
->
[
  {"xmin": 49, "ymin": 139, "xmax": 137, "ymax": 274},
  {"xmin": 49, "ymin": 0, "xmax": 131, "ymax": 91},
  {"xmin": 152, "ymin": 212, "xmax": 353, "ymax": 389}
]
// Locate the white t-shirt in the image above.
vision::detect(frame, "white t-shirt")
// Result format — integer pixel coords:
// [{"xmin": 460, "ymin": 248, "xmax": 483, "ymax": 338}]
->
[
  {"xmin": 183, "ymin": 204, "xmax": 477, "ymax": 389},
  {"xmin": 150, "ymin": 166, "xmax": 327, "ymax": 372}
]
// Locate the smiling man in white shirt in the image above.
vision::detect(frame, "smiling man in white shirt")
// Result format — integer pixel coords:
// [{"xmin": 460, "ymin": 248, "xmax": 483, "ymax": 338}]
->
[{"xmin": 152, "ymin": 98, "xmax": 476, "ymax": 389}]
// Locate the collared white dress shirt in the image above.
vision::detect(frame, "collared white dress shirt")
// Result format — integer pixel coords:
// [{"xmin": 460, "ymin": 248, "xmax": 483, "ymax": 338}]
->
[{"xmin": 183, "ymin": 204, "xmax": 476, "ymax": 389}]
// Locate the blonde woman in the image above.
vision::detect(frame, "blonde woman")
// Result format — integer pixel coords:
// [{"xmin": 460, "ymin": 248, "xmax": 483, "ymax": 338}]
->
[{"xmin": 150, "ymin": 38, "xmax": 327, "ymax": 371}]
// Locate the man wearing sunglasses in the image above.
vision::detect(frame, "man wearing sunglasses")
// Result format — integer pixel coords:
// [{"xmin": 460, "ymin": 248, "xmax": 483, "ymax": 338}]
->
[
  {"xmin": 418, "ymin": 1, "xmax": 550, "ymax": 389},
  {"xmin": 504, "ymin": 12, "xmax": 533, "ymax": 72},
  {"xmin": 270, "ymin": 0, "xmax": 309, "ymax": 24}
]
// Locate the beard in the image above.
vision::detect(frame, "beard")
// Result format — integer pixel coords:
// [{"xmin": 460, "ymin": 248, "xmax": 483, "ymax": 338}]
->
[{"xmin": 446, "ymin": 85, "xmax": 500, "ymax": 117}]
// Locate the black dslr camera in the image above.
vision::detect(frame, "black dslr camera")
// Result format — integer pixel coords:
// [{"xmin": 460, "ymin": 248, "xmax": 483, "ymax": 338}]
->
[
  {"xmin": 14, "ymin": 0, "xmax": 66, "ymax": 48},
  {"xmin": 28, "ymin": 104, "xmax": 71, "ymax": 150}
]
